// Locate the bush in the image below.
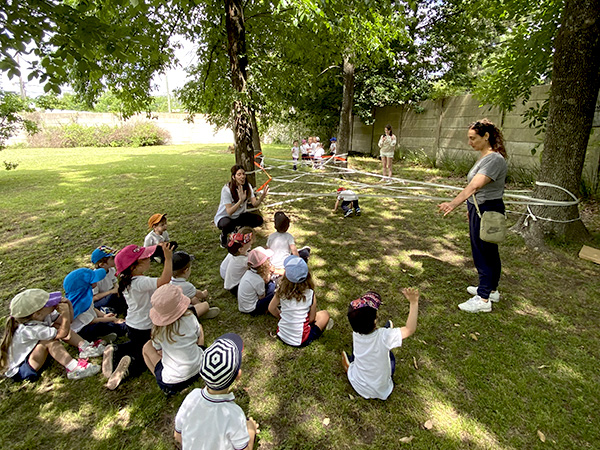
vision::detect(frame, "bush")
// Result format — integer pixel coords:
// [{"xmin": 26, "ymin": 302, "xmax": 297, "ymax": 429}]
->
[{"xmin": 27, "ymin": 121, "xmax": 170, "ymax": 148}]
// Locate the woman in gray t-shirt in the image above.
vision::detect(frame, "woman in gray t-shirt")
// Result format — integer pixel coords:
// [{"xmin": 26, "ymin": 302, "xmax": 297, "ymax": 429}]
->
[{"xmin": 438, "ymin": 119, "xmax": 508, "ymax": 313}]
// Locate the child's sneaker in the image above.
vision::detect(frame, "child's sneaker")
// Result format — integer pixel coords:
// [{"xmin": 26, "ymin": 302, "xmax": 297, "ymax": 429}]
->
[
  {"xmin": 102, "ymin": 345, "xmax": 114, "ymax": 378},
  {"xmin": 326, "ymin": 318, "xmax": 334, "ymax": 330},
  {"xmin": 384, "ymin": 320, "xmax": 394, "ymax": 328},
  {"xmin": 67, "ymin": 359, "xmax": 101, "ymax": 380},
  {"xmin": 355, "ymin": 207, "xmax": 361, "ymax": 216},
  {"xmin": 99, "ymin": 333, "xmax": 118, "ymax": 344},
  {"xmin": 458, "ymin": 295, "xmax": 492, "ymax": 313},
  {"xmin": 203, "ymin": 306, "xmax": 221, "ymax": 319},
  {"xmin": 344, "ymin": 209, "xmax": 353, "ymax": 218},
  {"xmin": 105, "ymin": 356, "xmax": 131, "ymax": 390},
  {"xmin": 467, "ymin": 286, "xmax": 500, "ymax": 302},
  {"xmin": 79, "ymin": 340, "xmax": 106, "ymax": 358}
]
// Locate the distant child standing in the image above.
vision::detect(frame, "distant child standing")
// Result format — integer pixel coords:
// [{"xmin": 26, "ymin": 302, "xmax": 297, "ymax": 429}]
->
[
  {"xmin": 222, "ymin": 228, "xmax": 254, "ymax": 297},
  {"xmin": 145, "ymin": 214, "xmax": 178, "ymax": 261},
  {"xmin": 142, "ymin": 284, "xmax": 206, "ymax": 396},
  {"xmin": 170, "ymin": 251, "xmax": 220, "ymax": 319},
  {"xmin": 268, "ymin": 256, "xmax": 333, "ymax": 347},
  {"xmin": 342, "ymin": 288, "xmax": 419, "ymax": 400},
  {"xmin": 0, "ymin": 289, "xmax": 101, "ymax": 382},
  {"xmin": 329, "ymin": 137, "xmax": 337, "ymax": 155},
  {"xmin": 313, "ymin": 142, "xmax": 325, "ymax": 169},
  {"xmin": 266, "ymin": 211, "xmax": 310, "ymax": 272},
  {"xmin": 291, "ymin": 140, "xmax": 300, "ymax": 170},
  {"xmin": 91, "ymin": 246, "xmax": 126, "ymax": 315},
  {"xmin": 333, "ymin": 187, "xmax": 361, "ymax": 218},
  {"xmin": 107, "ymin": 242, "xmax": 174, "ymax": 389},
  {"xmin": 174, "ymin": 333, "xmax": 259, "ymax": 450},
  {"xmin": 237, "ymin": 247, "xmax": 276, "ymax": 315},
  {"xmin": 300, "ymin": 139, "xmax": 310, "ymax": 166},
  {"xmin": 63, "ymin": 268, "xmax": 127, "ymax": 343}
]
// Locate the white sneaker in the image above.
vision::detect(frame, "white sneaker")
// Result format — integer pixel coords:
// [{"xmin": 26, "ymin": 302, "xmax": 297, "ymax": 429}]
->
[
  {"xmin": 79, "ymin": 340, "xmax": 106, "ymax": 358},
  {"xmin": 467, "ymin": 286, "xmax": 500, "ymax": 302},
  {"xmin": 458, "ymin": 295, "xmax": 492, "ymax": 313},
  {"xmin": 67, "ymin": 359, "xmax": 101, "ymax": 380}
]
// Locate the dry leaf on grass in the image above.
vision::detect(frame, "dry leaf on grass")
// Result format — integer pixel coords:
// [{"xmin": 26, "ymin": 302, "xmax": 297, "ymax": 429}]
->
[
  {"xmin": 423, "ymin": 419, "xmax": 433, "ymax": 430},
  {"xmin": 537, "ymin": 430, "xmax": 546, "ymax": 442},
  {"xmin": 399, "ymin": 435, "xmax": 414, "ymax": 443},
  {"xmin": 537, "ymin": 364, "xmax": 550, "ymax": 369},
  {"xmin": 348, "ymin": 394, "xmax": 354, "ymax": 400},
  {"xmin": 469, "ymin": 333, "xmax": 478, "ymax": 341},
  {"xmin": 322, "ymin": 418, "xmax": 330, "ymax": 426},
  {"xmin": 454, "ymin": 323, "xmax": 460, "ymax": 327},
  {"xmin": 413, "ymin": 356, "xmax": 419, "ymax": 370}
]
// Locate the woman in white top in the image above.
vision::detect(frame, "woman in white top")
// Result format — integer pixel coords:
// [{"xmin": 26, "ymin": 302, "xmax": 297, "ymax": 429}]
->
[
  {"xmin": 378, "ymin": 124, "xmax": 397, "ymax": 181},
  {"xmin": 214, "ymin": 165, "xmax": 269, "ymax": 247}
]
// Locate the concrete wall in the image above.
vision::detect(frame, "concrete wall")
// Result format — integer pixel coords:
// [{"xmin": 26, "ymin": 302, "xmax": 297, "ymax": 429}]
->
[
  {"xmin": 9, "ymin": 111, "xmax": 234, "ymax": 146},
  {"xmin": 351, "ymin": 85, "xmax": 600, "ymax": 180}
]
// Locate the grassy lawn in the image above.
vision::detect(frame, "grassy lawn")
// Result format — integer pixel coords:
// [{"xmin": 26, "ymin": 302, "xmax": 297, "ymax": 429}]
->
[{"xmin": 0, "ymin": 143, "xmax": 599, "ymax": 450}]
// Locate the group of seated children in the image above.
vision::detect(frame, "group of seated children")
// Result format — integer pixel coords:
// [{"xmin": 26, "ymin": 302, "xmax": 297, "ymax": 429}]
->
[{"xmin": 294, "ymin": 136, "xmax": 336, "ymax": 170}]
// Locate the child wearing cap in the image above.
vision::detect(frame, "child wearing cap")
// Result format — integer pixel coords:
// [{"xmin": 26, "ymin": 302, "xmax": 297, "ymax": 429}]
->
[
  {"xmin": 170, "ymin": 251, "xmax": 220, "ymax": 319},
  {"xmin": 144, "ymin": 214, "xmax": 178, "ymax": 262},
  {"xmin": 0, "ymin": 289, "xmax": 102, "ymax": 381},
  {"xmin": 333, "ymin": 187, "xmax": 361, "ymax": 218},
  {"xmin": 268, "ymin": 255, "xmax": 333, "ymax": 347},
  {"xmin": 63, "ymin": 268, "xmax": 127, "ymax": 345},
  {"xmin": 142, "ymin": 284, "xmax": 206, "ymax": 396},
  {"xmin": 266, "ymin": 211, "xmax": 310, "ymax": 273},
  {"xmin": 91, "ymin": 246, "xmax": 125, "ymax": 315},
  {"xmin": 106, "ymin": 242, "xmax": 174, "ymax": 388},
  {"xmin": 329, "ymin": 137, "xmax": 337, "ymax": 155},
  {"xmin": 342, "ymin": 288, "xmax": 419, "ymax": 400},
  {"xmin": 237, "ymin": 247, "xmax": 276, "ymax": 315},
  {"xmin": 174, "ymin": 333, "xmax": 259, "ymax": 450},
  {"xmin": 222, "ymin": 227, "xmax": 254, "ymax": 297}
]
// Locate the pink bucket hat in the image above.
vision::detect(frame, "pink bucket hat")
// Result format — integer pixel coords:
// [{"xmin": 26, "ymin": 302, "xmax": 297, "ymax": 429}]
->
[
  {"xmin": 247, "ymin": 246, "xmax": 273, "ymax": 268},
  {"xmin": 149, "ymin": 284, "xmax": 191, "ymax": 327},
  {"xmin": 115, "ymin": 244, "xmax": 157, "ymax": 274}
]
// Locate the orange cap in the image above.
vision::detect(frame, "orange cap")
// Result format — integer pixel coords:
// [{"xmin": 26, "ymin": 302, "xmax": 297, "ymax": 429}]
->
[{"xmin": 148, "ymin": 213, "xmax": 166, "ymax": 229}]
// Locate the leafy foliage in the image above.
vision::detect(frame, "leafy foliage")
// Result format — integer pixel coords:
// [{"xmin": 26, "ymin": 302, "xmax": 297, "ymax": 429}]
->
[{"xmin": 0, "ymin": 91, "xmax": 38, "ymax": 169}]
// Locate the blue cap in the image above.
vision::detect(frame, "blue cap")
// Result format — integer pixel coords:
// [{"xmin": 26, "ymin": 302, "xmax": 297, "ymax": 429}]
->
[
  {"xmin": 91, "ymin": 246, "xmax": 116, "ymax": 264},
  {"xmin": 283, "ymin": 255, "xmax": 308, "ymax": 283},
  {"xmin": 63, "ymin": 268, "xmax": 107, "ymax": 318}
]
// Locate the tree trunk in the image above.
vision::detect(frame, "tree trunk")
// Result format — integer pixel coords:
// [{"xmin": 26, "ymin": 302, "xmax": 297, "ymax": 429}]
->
[
  {"xmin": 337, "ymin": 54, "xmax": 354, "ymax": 167},
  {"xmin": 224, "ymin": 0, "xmax": 257, "ymax": 186},
  {"xmin": 514, "ymin": 0, "xmax": 600, "ymax": 247}
]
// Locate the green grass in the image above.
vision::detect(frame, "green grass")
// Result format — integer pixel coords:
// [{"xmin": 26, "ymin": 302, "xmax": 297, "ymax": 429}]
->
[{"xmin": 0, "ymin": 144, "xmax": 599, "ymax": 450}]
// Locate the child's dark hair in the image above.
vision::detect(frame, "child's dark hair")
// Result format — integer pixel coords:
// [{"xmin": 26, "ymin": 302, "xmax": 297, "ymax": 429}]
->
[
  {"xmin": 118, "ymin": 261, "xmax": 142, "ymax": 296},
  {"xmin": 172, "ymin": 264, "xmax": 190, "ymax": 278},
  {"xmin": 347, "ymin": 305, "xmax": 377, "ymax": 335},
  {"xmin": 274, "ymin": 211, "xmax": 290, "ymax": 233}
]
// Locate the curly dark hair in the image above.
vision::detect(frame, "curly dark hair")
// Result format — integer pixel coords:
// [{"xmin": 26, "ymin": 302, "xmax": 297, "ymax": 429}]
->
[{"xmin": 469, "ymin": 119, "xmax": 507, "ymax": 159}]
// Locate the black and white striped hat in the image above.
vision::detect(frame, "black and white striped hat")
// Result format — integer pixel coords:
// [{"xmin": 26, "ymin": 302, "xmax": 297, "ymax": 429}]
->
[{"xmin": 200, "ymin": 333, "xmax": 244, "ymax": 390}]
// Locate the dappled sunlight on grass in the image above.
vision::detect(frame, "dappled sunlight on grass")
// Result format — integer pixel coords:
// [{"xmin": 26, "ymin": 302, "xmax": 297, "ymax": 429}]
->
[
  {"xmin": 92, "ymin": 407, "xmax": 132, "ymax": 440},
  {"xmin": 512, "ymin": 298, "xmax": 560, "ymax": 326}
]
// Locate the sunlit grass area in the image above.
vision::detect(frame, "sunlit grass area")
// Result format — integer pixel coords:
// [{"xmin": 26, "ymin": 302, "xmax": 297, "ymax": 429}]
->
[{"xmin": 0, "ymin": 144, "xmax": 599, "ymax": 450}]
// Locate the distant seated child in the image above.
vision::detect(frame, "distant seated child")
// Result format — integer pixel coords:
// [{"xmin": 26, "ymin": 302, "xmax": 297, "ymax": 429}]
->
[
  {"xmin": 0, "ymin": 289, "xmax": 102, "ymax": 382},
  {"xmin": 143, "ymin": 284, "xmax": 206, "ymax": 396},
  {"xmin": 266, "ymin": 212, "xmax": 310, "ymax": 274},
  {"xmin": 63, "ymin": 268, "xmax": 128, "ymax": 345},
  {"xmin": 91, "ymin": 246, "xmax": 126, "ymax": 315},
  {"xmin": 144, "ymin": 213, "xmax": 178, "ymax": 262},
  {"xmin": 313, "ymin": 142, "xmax": 325, "ymax": 168},
  {"xmin": 333, "ymin": 187, "xmax": 361, "ymax": 218},
  {"xmin": 170, "ymin": 251, "xmax": 220, "ymax": 320},
  {"xmin": 342, "ymin": 288, "xmax": 419, "ymax": 400},
  {"xmin": 268, "ymin": 256, "xmax": 333, "ymax": 347},
  {"xmin": 237, "ymin": 247, "xmax": 276, "ymax": 316},
  {"xmin": 291, "ymin": 140, "xmax": 300, "ymax": 171},
  {"xmin": 174, "ymin": 333, "xmax": 259, "ymax": 450},
  {"xmin": 222, "ymin": 227, "xmax": 254, "ymax": 297}
]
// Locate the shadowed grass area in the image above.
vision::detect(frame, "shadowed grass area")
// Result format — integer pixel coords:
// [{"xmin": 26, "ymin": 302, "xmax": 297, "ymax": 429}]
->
[{"xmin": 0, "ymin": 144, "xmax": 599, "ymax": 450}]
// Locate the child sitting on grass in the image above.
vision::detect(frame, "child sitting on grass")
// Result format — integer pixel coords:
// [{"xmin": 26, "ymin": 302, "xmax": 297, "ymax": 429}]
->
[
  {"xmin": 144, "ymin": 214, "xmax": 178, "ymax": 262},
  {"xmin": 0, "ymin": 289, "xmax": 102, "ymax": 382},
  {"xmin": 266, "ymin": 212, "xmax": 310, "ymax": 274},
  {"xmin": 170, "ymin": 251, "xmax": 220, "ymax": 319},
  {"xmin": 268, "ymin": 256, "xmax": 333, "ymax": 347},
  {"xmin": 174, "ymin": 333, "xmax": 259, "ymax": 450},
  {"xmin": 333, "ymin": 187, "xmax": 361, "ymax": 218},
  {"xmin": 237, "ymin": 247, "xmax": 276, "ymax": 315},
  {"xmin": 342, "ymin": 288, "xmax": 419, "ymax": 400},
  {"xmin": 91, "ymin": 246, "xmax": 125, "ymax": 315},
  {"xmin": 142, "ymin": 284, "xmax": 206, "ymax": 396},
  {"xmin": 221, "ymin": 228, "xmax": 254, "ymax": 297}
]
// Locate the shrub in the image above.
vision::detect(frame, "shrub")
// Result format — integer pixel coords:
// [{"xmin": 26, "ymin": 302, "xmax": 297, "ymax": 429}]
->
[{"xmin": 27, "ymin": 121, "xmax": 170, "ymax": 148}]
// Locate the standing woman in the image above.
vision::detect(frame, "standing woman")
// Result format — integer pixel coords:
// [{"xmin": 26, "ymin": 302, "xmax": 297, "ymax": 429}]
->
[
  {"xmin": 378, "ymin": 124, "xmax": 397, "ymax": 181},
  {"xmin": 214, "ymin": 165, "xmax": 269, "ymax": 247},
  {"xmin": 437, "ymin": 119, "xmax": 507, "ymax": 313}
]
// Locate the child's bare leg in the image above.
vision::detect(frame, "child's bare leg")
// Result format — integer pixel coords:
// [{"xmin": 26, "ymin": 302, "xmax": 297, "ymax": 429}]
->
[
  {"xmin": 197, "ymin": 324, "xmax": 205, "ymax": 347},
  {"xmin": 60, "ymin": 329, "xmax": 85, "ymax": 348},
  {"xmin": 27, "ymin": 342, "xmax": 50, "ymax": 371},
  {"xmin": 45, "ymin": 340, "xmax": 76, "ymax": 368},
  {"xmin": 314, "ymin": 310, "xmax": 331, "ymax": 331},
  {"xmin": 193, "ymin": 302, "xmax": 210, "ymax": 317},
  {"xmin": 142, "ymin": 341, "xmax": 161, "ymax": 375}
]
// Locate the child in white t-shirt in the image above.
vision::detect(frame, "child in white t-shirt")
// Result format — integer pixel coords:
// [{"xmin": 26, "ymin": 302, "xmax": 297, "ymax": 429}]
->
[
  {"xmin": 313, "ymin": 142, "xmax": 325, "ymax": 168},
  {"xmin": 170, "ymin": 251, "xmax": 220, "ymax": 320},
  {"xmin": 268, "ymin": 256, "xmax": 333, "ymax": 347},
  {"xmin": 266, "ymin": 211, "xmax": 310, "ymax": 273},
  {"xmin": 329, "ymin": 137, "xmax": 337, "ymax": 155},
  {"xmin": 342, "ymin": 288, "xmax": 419, "ymax": 400},
  {"xmin": 91, "ymin": 246, "xmax": 126, "ymax": 315},
  {"xmin": 237, "ymin": 247, "xmax": 276, "ymax": 315},
  {"xmin": 143, "ymin": 284, "xmax": 206, "ymax": 396},
  {"xmin": 222, "ymin": 227, "xmax": 254, "ymax": 297},
  {"xmin": 333, "ymin": 187, "xmax": 361, "ymax": 218},
  {"xmin": 144, "ymin": 214, "xmax": 178, "ymax": 262},
  {"xmin": 300, "ymin": 139, "xmax": 310, "ymax": 166},
  {"xmin": 291, "ymin": 140, "xmax": 300, "ymax": 171}
]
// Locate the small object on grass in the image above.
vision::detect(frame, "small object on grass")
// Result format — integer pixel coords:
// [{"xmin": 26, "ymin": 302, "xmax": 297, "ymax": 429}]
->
[
  {"xmin": 454, "ymin": 323, "xmax": 460, "ymax": 327},
  {"xmin": 399, "ymin": 435, "xmax": 414, "ymax": 443},
  {"xmin": 322, "ymin": 418, "xmax": 330, "ymax": 426},
  {"xmin": 412, "ymin": 356, "xmax": 419, "ymax": 370},
  {"xmin": 537, "ymin": 364, "xmax": 550, "ymax": 369},
  {"xmin": 537, "ymin": 430, "xmax": 546, "ymax": 442},
  {"xmin": 470, "ymin": 333, "xmax": 478, "ymax": 341},
  {"xmin": 423, "ymin": 419, "xmax": 433, "ymax": 430},
  {"xmin": 349, "ymin": 394, "xmax": 354, "ymax": 400},
  {"xmin": 579, "ymin": 245, "xmax": 600, "ymax": 265}
]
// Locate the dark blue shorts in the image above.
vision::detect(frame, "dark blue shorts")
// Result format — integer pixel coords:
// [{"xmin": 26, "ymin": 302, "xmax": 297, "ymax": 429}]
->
[
  {"xmin": 11, "ymin": 356, "xmax": 41, "ymax": 383},
  {"xmin": 279, "ymin": 323, "xmax": 324, "ymax": 348},
  {"xmin": 154, "ymin": 361, "xmax": 200, "ymax": 396}
]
